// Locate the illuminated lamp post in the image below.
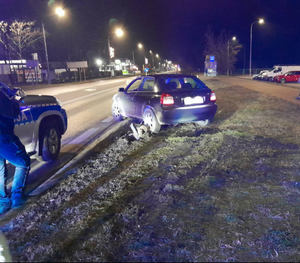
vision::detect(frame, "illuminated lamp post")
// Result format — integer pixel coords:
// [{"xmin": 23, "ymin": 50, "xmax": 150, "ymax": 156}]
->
[
  {"xmin": 155, "ymin": 53, "xmax": 160, "ymax": 71},
  {"xmin": 227, "ymin": 36, "xmax": 237, "ymax": 76},
  {"xmin": 249, "ymin": 18, "xmax": 264, "ymax": 76},
  {"xmin": 107, "ymin": 27, "xmax": 124, "ymax": 77},
  {"xmin": 149, "ymin": 50, "xmax": 154, "ymax": 67},
  {"xmin": 42, "ymin": 6, "xmax": 66, "ymax": 84},
  {"xmin": 137, "ymin": 42, "xmax": 144, "ymax": 71}
]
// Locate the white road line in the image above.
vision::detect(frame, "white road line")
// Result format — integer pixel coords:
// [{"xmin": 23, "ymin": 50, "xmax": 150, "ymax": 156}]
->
[
  {"xmin": 67, "ymin": 128, "xmax": 98, "ymax": 145},
  {"xmin": 101, "ymin": 116, "xmax": 113, "ymax": 123},
  {"xmin": 62, "ymin": 87, "xmax": 116, "ymax": 106},
  {"xmin": 85, "ymin": 88, "xmax": 96, "ymax": 91},
  {"xmin": 28, "ymin": 79, "xmax": 126, "ymax": 96},
  {"xmin": 29, "ymin": 160, "xmax": 46, "ymax": 173}
]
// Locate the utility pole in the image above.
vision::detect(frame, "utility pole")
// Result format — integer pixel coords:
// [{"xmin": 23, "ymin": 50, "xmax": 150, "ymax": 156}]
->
[{"xmin": 42, "ymin": 23, "xmax": 50, "ymax": 84}]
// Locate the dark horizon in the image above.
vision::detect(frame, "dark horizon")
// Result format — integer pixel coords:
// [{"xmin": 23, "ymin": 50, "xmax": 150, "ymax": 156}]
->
[{"xmin": 1, "ymin": 0, "xmax": 300, "ymax": 71}]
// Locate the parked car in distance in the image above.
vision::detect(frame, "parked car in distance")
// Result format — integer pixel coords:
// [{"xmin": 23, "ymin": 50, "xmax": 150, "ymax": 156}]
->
[
  {"xmin": 252, "ymin": 70, "xmax": 268, "ymax": 80},
  {"xmin": 258, "ymin": 65, "xmax": 300, "ymax": 81},
  {"xmin": 274, "ymin": 71, "xmax": 300, "ymax": 83},
  {"xmin": 112, "ymin": 74, "xmax": 217, "ymax": 133},
  {"xmin": 0, "ymin": 81, "xmax": 68, "ymax": 161}
]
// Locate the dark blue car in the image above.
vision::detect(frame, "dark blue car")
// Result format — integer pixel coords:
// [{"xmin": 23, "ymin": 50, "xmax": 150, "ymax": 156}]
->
[{"xmin": 112, "ymin": 74, "xmax": 217, "ymax": 133}]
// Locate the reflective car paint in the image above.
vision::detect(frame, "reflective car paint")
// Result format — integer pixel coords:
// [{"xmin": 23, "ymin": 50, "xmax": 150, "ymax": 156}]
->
[{"xmin": 14, "ymin": 95, "xmax": 68, "ymax": 157}]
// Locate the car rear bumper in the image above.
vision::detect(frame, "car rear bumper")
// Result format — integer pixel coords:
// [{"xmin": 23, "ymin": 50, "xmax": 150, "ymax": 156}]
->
[{"xmin": 156, "ymin": 104, "xmax": 217, "ymax": 125}]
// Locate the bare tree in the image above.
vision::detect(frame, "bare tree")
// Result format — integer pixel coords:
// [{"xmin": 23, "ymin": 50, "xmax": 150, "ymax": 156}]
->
[
  {"xmin": 0, "ymin": 21, "xmax": 10, "ymax": 58},
  {"xmin": 0, "ymin": 20, "xmax": 42, "ymax": 59},
  {"xmin": 203, "ymin": 29, "xmax": 242, "ymax": 74}
]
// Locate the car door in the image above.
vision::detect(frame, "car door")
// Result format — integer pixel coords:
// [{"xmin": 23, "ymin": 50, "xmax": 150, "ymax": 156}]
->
[
  {"xmin": 288, "ymin": 72, "xmax": 296, "ymax": 82},
  {"xmin": 133, "ymin": 77, "xmax": 156, "ymax": 118},
  {"xmin": 295, "ymin": 72, "xmax": 300, "ymax": 82},
  {"xmin": 14, "ymin": 103, "xmax": 34, "ymax": 153},
  {"xmin": 292, "ymin": 71, "xmax": 300, "ymax": 82},
  {"xmin": 122, "ymin": 78, "xmax": 143, "ymax": 117},
  {"xmin": 285, "ymin": 72, "xmax": 293, "ymax": 82}
]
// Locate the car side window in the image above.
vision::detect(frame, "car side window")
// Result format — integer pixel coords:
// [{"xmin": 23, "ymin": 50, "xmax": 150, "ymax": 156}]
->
[
  {"xmin": 140, "ymin": 77, "xmax": 155, "ymax": 91},
  {"xmin": 126, "ymin": 79, "xmax": 142, "ymax": 93}
]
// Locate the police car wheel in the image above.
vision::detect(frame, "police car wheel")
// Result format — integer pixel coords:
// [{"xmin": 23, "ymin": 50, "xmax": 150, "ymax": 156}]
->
[{"xmin": 40, "ymin": 123, "xmax": 61, "ymax": 161}]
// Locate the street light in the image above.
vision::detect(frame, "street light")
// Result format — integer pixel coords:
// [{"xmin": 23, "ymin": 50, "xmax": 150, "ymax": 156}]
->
[
  {"xmin": 115, "ymin": 27, "xmax": 124, "ymax": 38},
  {"xmin": 249, "ymin": 18, "xmax": 265, "ymax": 76},
  {"xmin": 135, "ymin": 42, "xmax": 148, "ymax": 71},
  {"xmin": 149, "ymin": 50, "xmax": 154, "ymax": 67},
  {"xmin": 107, "ymin": 26, "xmax": 124, "ymax": 76},
  {"xmin": 95, "ymin": 58, "xmax": 103, "ymax": 66},
  {"xmin": 137, "ymin": 42, "xmax": 143, "ymax": 49},
  {"xmin": 227, "ymin": 36, "xmax": 237, "ymax": 76},
  {"xmin": 42, "ymin": 6, "xmax": 66, "ymax": 84},
  {"xmin": 55, "ymin": 6, "xmax": 65, "ymax": 17}
]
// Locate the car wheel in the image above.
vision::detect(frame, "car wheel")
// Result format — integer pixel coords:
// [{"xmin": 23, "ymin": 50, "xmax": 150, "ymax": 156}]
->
[
  {"xmin": 112, "ymin": 100, "xmax": 124, "ymax": 121},
  {"xmin": 143, "ymin": 108, "xmax": 161, "ymax": 133},
  {"xmin": 281, "ymin": 78, "xmax": 286, "ymax": 84},
  {"xmin": 40, "ymin": 122, "xmax": 61, "ymax": 161}
]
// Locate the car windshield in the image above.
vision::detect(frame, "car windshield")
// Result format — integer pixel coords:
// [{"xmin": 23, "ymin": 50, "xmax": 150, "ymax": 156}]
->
[{"xmin": 158, "ymin": 76, "xmax": 207, "ymax": 91}]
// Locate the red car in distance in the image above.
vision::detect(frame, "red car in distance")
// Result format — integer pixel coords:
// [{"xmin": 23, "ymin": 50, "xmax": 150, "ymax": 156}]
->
[{"xmin": 274, "ymin": 71, "xmax": 300, "ymax": 83}]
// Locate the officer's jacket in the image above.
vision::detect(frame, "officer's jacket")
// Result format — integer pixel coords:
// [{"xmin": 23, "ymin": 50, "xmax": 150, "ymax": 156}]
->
[{"xmin": 0, "ymin": 87, "xmax": 20, "ymax": 135}]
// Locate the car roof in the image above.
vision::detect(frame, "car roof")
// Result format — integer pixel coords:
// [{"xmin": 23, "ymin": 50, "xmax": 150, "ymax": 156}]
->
[{"xmin": 145, "ymin": 74, "xmax": 196, "ymax": 79}]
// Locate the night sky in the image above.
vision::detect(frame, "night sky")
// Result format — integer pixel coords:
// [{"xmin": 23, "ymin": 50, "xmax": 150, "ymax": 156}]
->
[{"xmin": 1, "ymin": 0, "xmax": 300, "ymax": 71}]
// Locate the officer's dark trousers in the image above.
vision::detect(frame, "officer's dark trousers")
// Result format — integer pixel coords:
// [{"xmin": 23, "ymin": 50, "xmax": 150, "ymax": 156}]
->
[{"xmin": 0, "ymin": 134, "xmax": 30, "ymax": 198}]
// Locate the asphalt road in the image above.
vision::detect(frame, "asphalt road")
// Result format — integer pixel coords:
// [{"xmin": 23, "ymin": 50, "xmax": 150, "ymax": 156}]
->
[{"xmin": 24, "ymin": 78, "xmax": 134, "ymax": 146}]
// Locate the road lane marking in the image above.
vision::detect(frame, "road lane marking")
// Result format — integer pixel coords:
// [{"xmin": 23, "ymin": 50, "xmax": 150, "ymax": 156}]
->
[
  {"xmin": 101, "ymin": 116, "xmax": 113, "ymax": 123},
  {"xmin": 67, "ymin": 128, "xmax": 98, "ymax": 145},
  {"xmin": 25, "ymin": 78, "xmax": 129, "ymax": 96},
  {"xmin": 62, "ymin": 87, "xmax": 118, "ymax": 106},
  {"xmin": 85, "ymin": 88, "xmax": 96, "ymax": 92}
]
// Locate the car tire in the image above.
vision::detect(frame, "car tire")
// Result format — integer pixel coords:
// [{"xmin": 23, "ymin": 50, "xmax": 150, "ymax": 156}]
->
[
  {"xmin": 281, "ymin": 78, "xmax": 286, "ymax": 84},
  {"xmin": 40, "ymin": 122, "xmax": 61, "ymax": 161},
  {"xmin": 112, "ymin": 100, "xmax": 124, "ymax": 121},
  {"xmin": 143, "ymin": 108, "xmax": 161, "ymax": 133}
]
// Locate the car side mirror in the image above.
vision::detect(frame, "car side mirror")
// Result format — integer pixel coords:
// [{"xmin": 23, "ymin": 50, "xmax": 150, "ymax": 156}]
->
[{"xmin": 119, "ymin": 87, "xmax": 125, "ymax": 92}]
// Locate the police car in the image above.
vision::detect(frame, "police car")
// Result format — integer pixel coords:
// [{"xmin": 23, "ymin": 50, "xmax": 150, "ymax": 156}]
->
[{"xmin": 4, "ymin": 83, "xmax": 68, "ymax": 162}]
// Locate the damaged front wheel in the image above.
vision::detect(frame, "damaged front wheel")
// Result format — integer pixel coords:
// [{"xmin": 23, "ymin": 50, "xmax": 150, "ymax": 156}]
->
[{"xmin": 112, "ymin": 100, "xmax": 124, "ymax": 121}]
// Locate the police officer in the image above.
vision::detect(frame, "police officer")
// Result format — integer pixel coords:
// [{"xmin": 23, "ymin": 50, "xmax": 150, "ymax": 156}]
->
[{"xmin": 0, "ymin": 82, "xmax": 30, "ymax": 214}]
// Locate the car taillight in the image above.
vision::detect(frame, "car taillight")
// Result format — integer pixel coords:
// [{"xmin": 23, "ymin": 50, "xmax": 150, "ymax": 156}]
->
[
  {"xmin": 160, "ymin": 93, "xmax": 174, "ymax": 106},
  {"xmin": 210, "ymin": 92, "xmax": 216, "ymax": 102}
]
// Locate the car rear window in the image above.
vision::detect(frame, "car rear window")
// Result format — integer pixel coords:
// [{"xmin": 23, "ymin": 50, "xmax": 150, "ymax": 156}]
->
[{"xmin": 158, "ymin": 76, "xmax": 207, "ymax": 91}]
